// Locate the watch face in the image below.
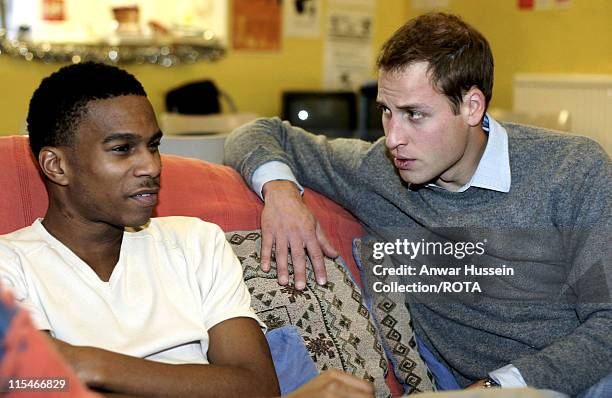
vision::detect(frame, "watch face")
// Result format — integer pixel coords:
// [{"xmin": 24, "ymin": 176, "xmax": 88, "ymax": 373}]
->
[{"xmin": 484, "ymin": 377, "xmax": 500, "ymax": 388}]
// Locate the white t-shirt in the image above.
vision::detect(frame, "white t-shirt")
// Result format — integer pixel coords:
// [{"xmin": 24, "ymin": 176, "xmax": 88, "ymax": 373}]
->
[{"xmin": 0, "ymin": 216, "xmax": 263, "ymax": 365}]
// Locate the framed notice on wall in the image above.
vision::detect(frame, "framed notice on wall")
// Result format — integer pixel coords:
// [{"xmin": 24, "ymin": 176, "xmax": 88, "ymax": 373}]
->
[
  {"xmin": 323, "ymin": 9, "xmax": 374, "ymax": 90},
  {"xmin": 518, "ymin": 0, "xmax": 572, "ymax": 10},
  {"xmin": 231, "ymin": 0, "xmax": 281, "ymax": 51},
  {"xmin": 284, "ymin": 0, "xmax": 321, "ymax": 38}
]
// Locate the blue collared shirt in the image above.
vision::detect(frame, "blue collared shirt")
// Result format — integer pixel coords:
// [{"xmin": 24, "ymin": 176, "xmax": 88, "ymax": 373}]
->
[{"xmin": 426, "ymin": 114, "xmax": 511, "ymax": 193}]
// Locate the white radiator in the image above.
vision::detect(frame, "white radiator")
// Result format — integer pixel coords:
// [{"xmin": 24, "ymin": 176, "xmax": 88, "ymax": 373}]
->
[{"xmin": 513, "ymin": 74, "xmax": 612, "ymax": 154}]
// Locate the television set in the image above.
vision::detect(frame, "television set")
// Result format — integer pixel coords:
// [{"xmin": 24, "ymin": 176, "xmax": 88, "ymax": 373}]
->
[
  {"xmin": 357, "ymin": 81, "xmax": 384, "ymax": 142},
  {"xmin": 282, "ymin": 91, "xmax": 357, "ymax": 138}
]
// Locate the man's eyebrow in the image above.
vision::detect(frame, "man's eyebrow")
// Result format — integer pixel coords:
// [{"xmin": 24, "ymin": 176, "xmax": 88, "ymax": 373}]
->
[
  {"xmin": 150, "ymin": 131, "xmax": 163, "ymax": 142},
  {"xmin": 375, "ymin": 100, "xmax": 432, "ymax": 112},
  {"xmin": 102, "ymin": 131, "xmax": 163, "ymax": 144},
  {"xmin": 102, "ymin": 133, "xmax": 140, "ymax": 144},
  {"xmin": 397, "ymin": 103, "xmax": 432, "ymax": 112}
]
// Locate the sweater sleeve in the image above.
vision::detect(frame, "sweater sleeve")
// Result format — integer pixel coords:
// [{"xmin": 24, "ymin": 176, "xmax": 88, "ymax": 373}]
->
[
  {"xmin": 224, "ymin": 117, "xmax": 373, "ymax": 209},
  {"xmin": 513, "ymin": 141, "xmax": 612, "ymax": 396}
]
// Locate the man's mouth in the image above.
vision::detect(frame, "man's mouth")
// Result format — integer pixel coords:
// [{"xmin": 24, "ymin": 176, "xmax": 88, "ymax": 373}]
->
[
  {"xmin": 394, "ymin": 157, "xmax": 416, "ymax": 170},
  {"xmin": 129, "ymin": 190, "xmax": 159, "ymax": 207}
]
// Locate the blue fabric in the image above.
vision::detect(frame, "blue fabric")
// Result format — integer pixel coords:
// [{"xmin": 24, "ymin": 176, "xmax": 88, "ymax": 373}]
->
[
  {"xmin": 578, "ymin": 373, "xmax": 612, "ymax": 398},
  {"xmin": 352, "ymin": 240, "xmax": 428, "ymax": 394},
  {"xmin": 352, "ymin": 238, "xmax": 460, "ymax": 392},
  {"xmin": 0, "ymin": 296, "xmax": 17, "ymax": 360},
  {"xmin": 415, "ymin": 335, "xmax": 461, "ymax": 391},
  {"xmin": 266, "ymin": 325, "xmax": 318, "ymax": 395}
]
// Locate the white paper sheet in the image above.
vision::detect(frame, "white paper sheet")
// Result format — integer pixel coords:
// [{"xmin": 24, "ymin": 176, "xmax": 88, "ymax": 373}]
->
[
  {"xmin": 283, "ymin": 0, "xmax": 321, "ymax": 38},
  {"xmin": 323, "ymin": 9, "xmax": 374, "ymax": 90}
]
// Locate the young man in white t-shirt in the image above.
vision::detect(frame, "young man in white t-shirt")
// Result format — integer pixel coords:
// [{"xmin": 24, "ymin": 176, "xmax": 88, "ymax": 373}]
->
[{"xmin": 0, "ymin": 62, "xmax": 374, "ymax": 398}]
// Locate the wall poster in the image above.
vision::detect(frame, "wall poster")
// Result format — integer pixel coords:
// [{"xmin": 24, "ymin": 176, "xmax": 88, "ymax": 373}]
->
[
  {"xmin": 284, "ymin": 0, "xmax": 321, "ymax": 38},
  {"xmin": 518, "ymin": 0, "xmax": 572, "ymax": 10},
  {"xmin": 322, "ymin": 8, "xmax": 374, "ymax": 90},
  {"xmin": 232, "ymin": 0, "xmax": 281, "ymax": 51}
]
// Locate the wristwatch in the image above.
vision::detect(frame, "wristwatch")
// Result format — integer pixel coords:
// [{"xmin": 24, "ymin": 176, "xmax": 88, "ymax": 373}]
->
[{"xmin": 483, "ymin": 377, "xmax": 501, "ymax": 388}]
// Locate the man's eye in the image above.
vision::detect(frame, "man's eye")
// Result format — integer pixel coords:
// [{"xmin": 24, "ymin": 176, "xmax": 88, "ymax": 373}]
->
[
  {"xmin": 408, "ymin": 110, "xmax": 424, "ymax": 120},
  {"xmin": 112, "ymin": 144, "xmax": 131, "ymax": 153},
  {"xmin": 149, "ymin": 141, "xmax": 161, "ymax": 151},
  {"xmin": 378, "ymin": 104, "xmax": 390, "ymax": 114}
]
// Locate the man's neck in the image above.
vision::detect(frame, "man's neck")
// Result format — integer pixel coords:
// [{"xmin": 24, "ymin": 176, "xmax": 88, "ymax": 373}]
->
[
  {"xmin": 42, "ymin": 204, "xmax": 124, "ymax": 282},
  {"xmin": 435, "ymin": 125, "xmax": 488, "ymax": 192}
]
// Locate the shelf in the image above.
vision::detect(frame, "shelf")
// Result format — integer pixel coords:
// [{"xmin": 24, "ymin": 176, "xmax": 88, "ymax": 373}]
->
[{"xmin": 0, "ymin": 29, "xmax": 225, "ymax": 66}]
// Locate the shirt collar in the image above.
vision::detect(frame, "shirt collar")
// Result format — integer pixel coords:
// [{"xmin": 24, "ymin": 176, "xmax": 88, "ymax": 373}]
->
[{"xmin": 427, "ymin": 114, "xmax": 512, "ymax": 193}]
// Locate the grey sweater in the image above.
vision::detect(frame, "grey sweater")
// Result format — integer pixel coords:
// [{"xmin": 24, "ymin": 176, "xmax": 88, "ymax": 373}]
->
[{"xmin": 224, "ymin": 117, "xmax": 611, "ymax": 396}]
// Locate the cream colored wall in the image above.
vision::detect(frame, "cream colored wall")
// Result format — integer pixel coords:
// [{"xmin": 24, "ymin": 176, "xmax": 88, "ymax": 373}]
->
[
  {"xmin": 404, "ymin": 0, "xmax": 612, "ymax": 110},
  {"xmin": 0, "ymin": 0, "xmax": 406, "ymax": 135},
  {"xmin": 2, "ymin": 0, "xmax": 609, "ymax": 136}
]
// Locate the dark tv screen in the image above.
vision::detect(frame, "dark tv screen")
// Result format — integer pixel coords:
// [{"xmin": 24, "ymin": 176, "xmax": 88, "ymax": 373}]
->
[
  {"xmin": 365, "ymin": 97, "xmax": 383, "ymax": 130},
  {"xmin": 359, "ymin": 82, "xmax": 384, "ymax": 141},
  {"xmin": 282, "ymin": 91, "xmax": 357, "ymax": 135}
]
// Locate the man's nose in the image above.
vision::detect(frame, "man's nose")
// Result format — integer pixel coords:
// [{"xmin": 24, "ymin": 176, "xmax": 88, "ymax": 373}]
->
[
  {"xmin": 385, "ymin": 117, "xmax": 408, "ymax": 151},
  {"xmin": 135, "ymin": 149, "xmax": 161, "ymax": 178}
]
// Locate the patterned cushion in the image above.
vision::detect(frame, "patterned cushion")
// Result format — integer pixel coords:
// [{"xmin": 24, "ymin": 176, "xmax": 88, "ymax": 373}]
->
[
  {"xmin": 353, "ymin": 238, "xmax": 436, "ymax": 394},
  {"xmin": 226, "ymin": 230, "xmax": 391, "ymax": 398}
]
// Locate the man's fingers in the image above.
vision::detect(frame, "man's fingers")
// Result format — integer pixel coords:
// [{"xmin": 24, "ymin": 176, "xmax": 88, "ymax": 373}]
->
[
  {"xmin": 329, "ymin": 370, "xmax": 374, "ymax": 394},
  {"xmin": 319, "ymin": 369, "xmax": 375, "ymax": 397},
  {"xmin": 316, "ymin": 223, "xmax": 339, "ymax": 259},
  {"xmin": 290, "ymin": 239, "xmax": 308, "ymax": 290},
  {"xmin": 276, "ymin": 238, "xmax": 290, "ymax": 285},
  {"xmin": 260, "ymin": 231, "xmax": 274, "ymax": 272},
  {"xmin": 260, "ymin": 186, "xmax": 334, "ymax": 289},
  {"xmin": 305, "ymin": 238, "xmax": 327, "ymax": 285},
  {"xmin": 284, "ymin": 369, "xmax": 374, "ymax": 398}
]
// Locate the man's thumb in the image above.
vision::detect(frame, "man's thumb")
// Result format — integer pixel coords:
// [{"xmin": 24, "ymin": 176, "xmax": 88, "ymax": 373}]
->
[{"xmin": 316, "ymin": 223, "xmax": 339, "ymax": 258}]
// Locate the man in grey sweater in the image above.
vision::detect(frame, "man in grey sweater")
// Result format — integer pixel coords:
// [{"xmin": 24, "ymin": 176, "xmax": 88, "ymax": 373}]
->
[{"xmin": 225, "ymin": 13, "xmax": 611, "ymax": 397}]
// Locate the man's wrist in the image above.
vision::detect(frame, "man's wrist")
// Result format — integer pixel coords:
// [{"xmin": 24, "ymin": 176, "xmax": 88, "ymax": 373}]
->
[
  {"xmin": 76, "ymin": 347, "xmax": 104, "ymax": 388},
  {"xmin": 262, "ymin": 180, "xmax": 302, "ymax": 200},
  {"xmin": 61, "ymin": 345, "xmax": 111, "ymax": 389},
  {"xmin": 251, "ymin": 161, "xmax": 303, "ymax": 200}
]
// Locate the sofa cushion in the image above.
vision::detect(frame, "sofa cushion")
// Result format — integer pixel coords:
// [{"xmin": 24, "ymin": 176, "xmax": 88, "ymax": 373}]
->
[
  {"xmin": 0, "ymin": 136, "xmax": 48, "ymax": 235},
  {"xmin": 353, "ymin": 238, "xmax": 436, "ymax": 393},
  {"xmin": 227, "ymin": 230, "xmax": 392, "ymax": 397}
]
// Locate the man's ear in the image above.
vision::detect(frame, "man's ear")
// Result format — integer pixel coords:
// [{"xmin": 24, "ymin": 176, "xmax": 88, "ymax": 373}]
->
[
  {"xmin": 461, "ymin": 86, "xmax": 486, "ymax": 127},
  {"xmin": 39, "ymin": 147, "xmax": 70, "ymax": 186}
]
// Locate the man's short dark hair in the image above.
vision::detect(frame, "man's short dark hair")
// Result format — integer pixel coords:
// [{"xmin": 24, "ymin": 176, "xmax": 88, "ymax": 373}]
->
[
  {"xmin": 377, "ymin": 13, "xmax": 494, "ymax": 114},
  {"xmin": 27, "ymin": 62, "xmax": 147, "ymax": 158}
]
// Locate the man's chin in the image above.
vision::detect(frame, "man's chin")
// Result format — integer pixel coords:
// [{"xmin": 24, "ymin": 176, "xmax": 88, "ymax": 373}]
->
[
  {"xmin": 123, "ymin": 214, "xmax": 153, "ymax": 230},
  {"xmin": 398, "ymin": 169, "xmax": 432, "ymax": 186}
]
